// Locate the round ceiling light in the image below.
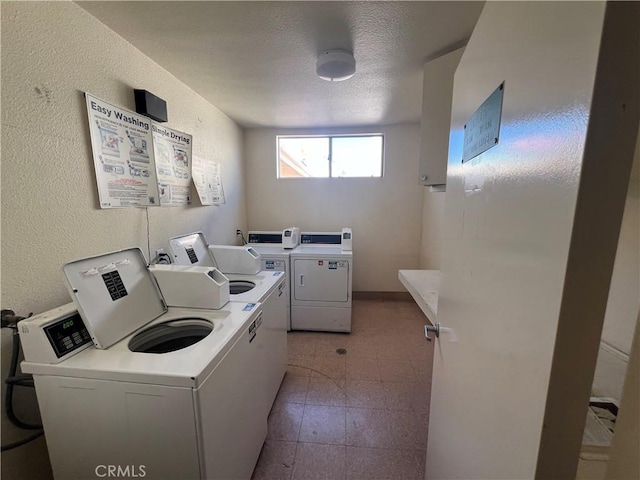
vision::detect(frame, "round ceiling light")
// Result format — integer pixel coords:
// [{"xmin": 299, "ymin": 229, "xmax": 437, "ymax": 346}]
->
[{"xmin": 316, "ymin": 50, "xmax": 356, "ymax": 82}]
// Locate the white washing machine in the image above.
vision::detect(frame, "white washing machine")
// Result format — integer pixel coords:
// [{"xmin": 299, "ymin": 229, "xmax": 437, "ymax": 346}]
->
[
  {"xmin": 20, "ymin": 248, "xmax": 266, "ymax": 480},
  {"xmin": 247, "ymin": 229, "xmax": 300, "ymax": 331},
  {"xmin": 290, "ymin": 230, "xmax": 353, "ymax": 332},
  {"xmin": 169, "ymin": 232, "xmax": 288, "ymax": 414},
  {"xmin": 168, "ymin": 233, "xmax": 284, "ymax": 304}
]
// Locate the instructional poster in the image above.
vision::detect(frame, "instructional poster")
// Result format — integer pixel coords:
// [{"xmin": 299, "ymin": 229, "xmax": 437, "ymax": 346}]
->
[
  {"xmin": 152, "ymin": 124, "xmax": 192, "ymax": 206},
  {"xmin": 85, "ymin": 93, "xmax": 159, "ymax": 208},
  {"xmin": 192, "ymin": 156, "xmax": 225, "ymax": 205}
]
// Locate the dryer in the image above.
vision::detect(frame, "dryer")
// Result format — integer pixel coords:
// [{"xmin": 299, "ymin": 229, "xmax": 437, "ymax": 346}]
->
[
  {"xmin": 169, "ymin": 232, "xmax": 287, "ymax": 415},
  {"xmin": 290, "ymin": 230, "xmax": 353, "ymax": 332},
  {"xmin": 20, "ymin": 248, "xmax": 266, "ymax": 480},
  {"xmin": 247, "ymin": 228, "xmax": 300, "ymax": 331}
]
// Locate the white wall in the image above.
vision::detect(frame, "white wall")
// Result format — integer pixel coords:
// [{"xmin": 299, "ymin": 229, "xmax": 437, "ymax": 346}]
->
[
  {"xmin": 1, "ymin": 3, "xmax": 246, "ymax": 478},
  {"xmin": 1, "ymin": 2, "xmax": 247, "ymax": 314},
  {"xmin": 419, "ymin": 190, "xmax": 445, "ymax": 269},
  {"xmin": 244, "ymin": 125, "xmax": 423, "ymax": 292}
]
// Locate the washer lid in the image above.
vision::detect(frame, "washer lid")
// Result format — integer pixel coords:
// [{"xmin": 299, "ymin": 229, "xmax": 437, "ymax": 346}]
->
[
  {"xmin": 168, "ymin": 232, "xmax": 214, "ymax": 267},
  {"xmin": 62, "ymin": 248, "xmax": 167, "ymax": 349}
]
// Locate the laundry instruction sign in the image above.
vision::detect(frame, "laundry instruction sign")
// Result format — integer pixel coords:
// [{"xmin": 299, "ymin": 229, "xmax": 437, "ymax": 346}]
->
[
  {"xmin": 86, "ymin": 94, "xmax": 160, "ymax": 208},
  {"xmin": 152, "ymin": 124, "xmax": 192, "ymax": 206}
]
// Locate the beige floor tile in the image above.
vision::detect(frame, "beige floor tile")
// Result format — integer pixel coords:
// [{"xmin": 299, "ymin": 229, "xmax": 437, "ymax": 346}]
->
[
  {"xmin": 376, "ymin": 344, "xmax": 411, "ymax": 362},
  {"xmin": 350, "ymin": 323, "xmax": 381, "ymax": 337},
  {"xmin": 287, "ymin": 332, "xmax": 318, "ymax": 356},
  {"xmin": 267, "ymin": 402, "xmax": 304, "ymax": 442},
  {"xmin": 345, "ymin": 356, "xmax": 380, "ymax": 381},
  {"xmin": 390, "ymin": 333, "xmax": 427, "ymax": 349},
  {"xmin": 251, "ymin": 440, "xmax": 296, "ymax": 480},
  {"xmin": 382, "ymin": 381, "xmax": 430, "ymax": 413},
  {"xmin": 354, "ymin": 323, "xmax": 388, "ymax": 336},
  {"xmin": 314, "ymin": 344, "xmax": 346, "ymax": 358},
  {"xmin": 345, "ymin": 380, "xmax": 386, "ymax": 409},
  {"xmin": 346, "ymin": 407, "xmax": 427, "ymax": 451},
  {"xmin": 257, "ymin": 300, "xmax": 433, "ymax": 479},
  {"xmin": 346, "ymin": 407, "xmax": 390, "ymax": 449},
  {"xmin": 351, "ymin": 311, "xmax": 387, "ymax": 326},
  {"xmin": 344, "ymin": 336, "xmax": 378, "ymax": 358},
  {"xmin": 312, "ymin": 355, "xmax": 346, "ymax": 379},
  {"xmin": 275, "ymin": 374, "xmax": 309, "ymax": 404},
  {"xmin": 377, "ymin": 359, "xmax": 417, "ymax": 382},
  {"xmin": 406, "ymin": 345, "xmax": 433, "ymax": 363},
  {"xmin": 315, "ymin": 331, "xmax": 350, "ymax": 343},
  {"xmin": 345, "ymin": 446, "xmax": 426, "ymax": 480},
  {"xmin": 409, "ymin": 350, "xmax": 433, "ymax": 383},
  {"xmin": 315, "ymin": 333, "xmax": 351, "ymax": 357},
  {"xmin": 287, "ymin": 355, "xmax": 315, "ymax": 377},
  {"xmin": 306, "ymin": 378, "xmax": 346, "ymax": 406},
  {"xmin": 298, "ymin": 405, "xmax": 346, "ymax": 445},
  {"xmin": 291, "ymin": 443, "xmax": 346, "ymax": 480},
  {"xmin": 375, "ymin": 332, "xmax": 422, "ymax": 347}
]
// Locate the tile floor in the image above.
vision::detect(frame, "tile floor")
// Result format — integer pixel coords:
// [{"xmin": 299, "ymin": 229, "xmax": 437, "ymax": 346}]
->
[{"xmin": 252, "ymin": 299, "xmax": 434, "ymax": 480}]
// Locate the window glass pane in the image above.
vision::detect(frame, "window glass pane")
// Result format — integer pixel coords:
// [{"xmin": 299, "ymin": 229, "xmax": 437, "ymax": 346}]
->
[
  {"xmin": 331, "ymin": 136, "xmax": 383, "ymax": 177},
  {"xmin": 278, "ymin": 137, "xmax": 329, "ymax": 178}
]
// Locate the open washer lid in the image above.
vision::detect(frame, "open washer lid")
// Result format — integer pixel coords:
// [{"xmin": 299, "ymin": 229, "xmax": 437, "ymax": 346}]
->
[
  {"xmin": 169, "ymin": 232, "xmax": 215, "ymax": 267},
  {"xmin": 62, "ymin": 248, "xmax": 167, "ymax": 349}
]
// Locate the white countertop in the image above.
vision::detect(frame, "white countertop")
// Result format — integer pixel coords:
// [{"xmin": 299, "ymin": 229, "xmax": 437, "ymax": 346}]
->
[{"xmin": 398, "ymin": 270, "xmax": 440, "ymax": 324}]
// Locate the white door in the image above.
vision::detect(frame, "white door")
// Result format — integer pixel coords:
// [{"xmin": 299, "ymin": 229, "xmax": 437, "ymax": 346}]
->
[
  {"xmin": 293, "ymin": 258, "xmax": 349, "ymax": 302},
  {"xmin": 426, "ymin": 2, "xmax": 638, "ymax": 479}
]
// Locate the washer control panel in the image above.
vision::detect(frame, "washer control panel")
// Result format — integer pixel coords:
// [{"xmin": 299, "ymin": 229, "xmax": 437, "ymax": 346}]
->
[
  {"xmin": 19, "ymin": 303, "xmax": 94, "ymax": 364},
  {"xmin": 44, "ymin": 313, "xmax": 92, "ymax": 358}
]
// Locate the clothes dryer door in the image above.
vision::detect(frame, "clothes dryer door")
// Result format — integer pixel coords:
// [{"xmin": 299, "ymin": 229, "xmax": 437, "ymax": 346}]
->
[{"xmin": 293, "ymin": 259, "xmax": 349, "ymax": 302}]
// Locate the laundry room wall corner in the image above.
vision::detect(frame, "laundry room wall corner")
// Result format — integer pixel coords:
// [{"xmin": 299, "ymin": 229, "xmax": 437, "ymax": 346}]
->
[
  {"xmin": 1, "ymin": 1, "xmax": 248, "ymax": 315},
  {"xmin": 244, "ymin": 124, "xmax": 423, "ymax": 292},
  {"xmin": 1, "ymin": 3, "xmax": 248, "ymax": 477}
]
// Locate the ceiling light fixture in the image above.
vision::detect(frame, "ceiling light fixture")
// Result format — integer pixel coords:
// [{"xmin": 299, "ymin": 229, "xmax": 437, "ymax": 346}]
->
[{"xmin": 316, "ymin": 50, "xmax": 356, "ymax": 82}]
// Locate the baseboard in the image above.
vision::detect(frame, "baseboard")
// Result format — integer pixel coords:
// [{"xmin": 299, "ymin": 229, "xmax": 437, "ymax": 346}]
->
[{"xmin": 352, "ymin": 291, "xmax": 413, "ymax": 301}]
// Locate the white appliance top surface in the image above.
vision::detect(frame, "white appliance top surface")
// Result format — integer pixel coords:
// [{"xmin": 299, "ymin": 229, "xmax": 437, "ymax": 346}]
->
[
  {"xmin": 226, "ymin": 271, "xmax": 284, "ymax": 303},
  {"xmin": 21, "ymin": 302, "xmax": 261, "ymax": 388},
  {"xmin": 292, "ymin": 246, "xmax": 353, "ymax": 257},
  {"xmin": 249, "ymin": 245, "xmax": 291, "ymax": 257},
  {"xmin": 63, "ymin": 248, "xmax": 167, "ymax": 349}
]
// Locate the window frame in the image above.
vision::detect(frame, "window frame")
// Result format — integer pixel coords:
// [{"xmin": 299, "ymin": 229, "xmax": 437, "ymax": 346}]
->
[{"xmin": 276, "ymin": 133, "xmax": 385, "ymax": 179}]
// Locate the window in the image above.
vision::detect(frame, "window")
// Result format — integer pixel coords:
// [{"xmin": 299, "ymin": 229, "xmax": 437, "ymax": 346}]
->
[{"xmin": 277, "ymin": 134, "xmax": 384, "ymax": 178}]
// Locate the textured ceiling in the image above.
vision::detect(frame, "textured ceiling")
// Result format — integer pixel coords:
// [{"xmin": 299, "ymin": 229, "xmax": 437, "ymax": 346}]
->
[{"xmin": 78, "ymin": 1, "xmax": 484, "ymax": 128}]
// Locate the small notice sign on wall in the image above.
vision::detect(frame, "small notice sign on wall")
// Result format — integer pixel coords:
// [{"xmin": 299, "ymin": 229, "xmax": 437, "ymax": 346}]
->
[
  {"xmin": 462, "ymin": 82, "xmax": 504, "ymax": 163},
  {"xmin": 192, "ymin": 156, "xmax": 225, "ymax": 205}
]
